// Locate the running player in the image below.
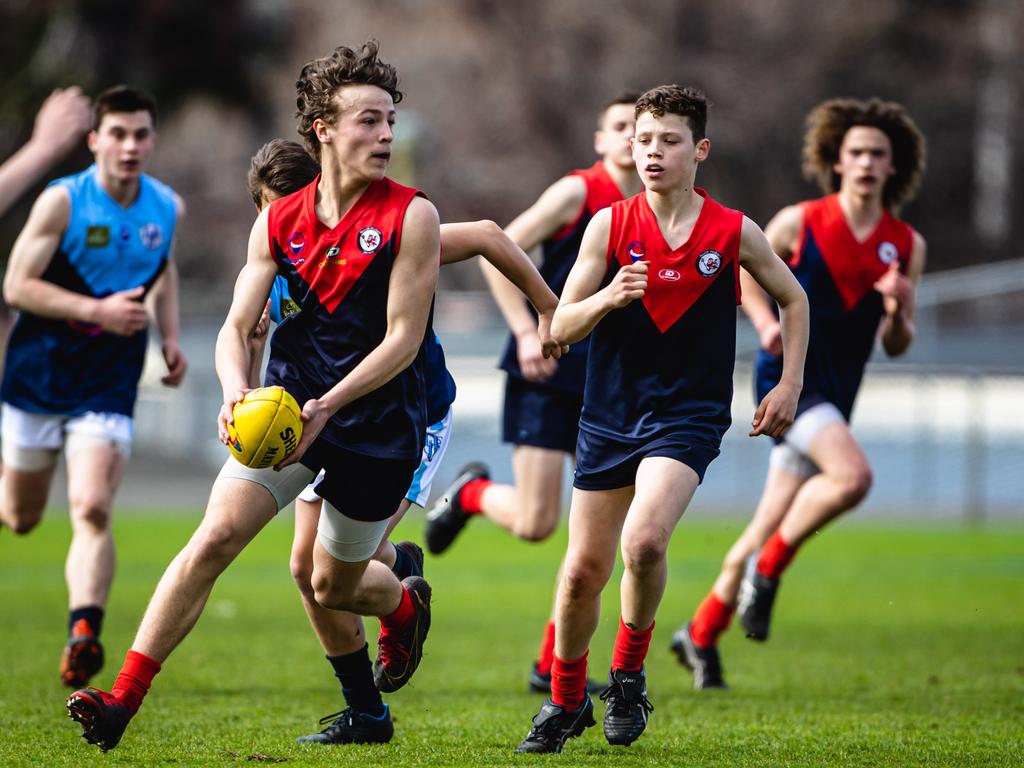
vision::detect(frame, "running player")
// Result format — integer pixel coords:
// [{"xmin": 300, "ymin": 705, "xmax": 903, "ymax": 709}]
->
[
  {"xmin": 66, "ymin": 42, "xmax": 441, "ymax": 752},
  {"xmin": 425, "ymin": 92, "xmax": 642, "ymax": 693},
  {"xmin": 0, "ymin": 86, "xmax": 187, "ymax": 688},
  {"xmin": 245, "ymin": 138, "xmax": 563, "ymax": 744},
  {"xmin": 671, "ymin": 98, "xmax": 927, "ymax": 689},
  {"xmin": 515, "ymin": 85, "xmax": 809, "ymax": 753}
]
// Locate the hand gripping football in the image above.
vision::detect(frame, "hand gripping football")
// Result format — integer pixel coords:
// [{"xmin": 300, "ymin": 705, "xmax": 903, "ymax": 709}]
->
[{"xmin": 226, "ymin": 386, "xmax": 303, "ymax": 468}]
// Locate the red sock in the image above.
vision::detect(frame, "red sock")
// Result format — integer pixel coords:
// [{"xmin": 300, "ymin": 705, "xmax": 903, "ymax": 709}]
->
[
  {"xmin": 550, "ymin": 651, "xmax": 588, "ymax": 710},
  {"xmin": 111, "ymin": 650, "xmax": 161, "ymax": 715},
  {"xmin": 757, "ymin": 530, "xmax": 798, "ymax": 579},
  {"xmin": 611, "ymin": 616, "xmax": 654, "ymax": 672},
  {"xmin": 458, "ymin": 478, "xmax": 492, "ymax": 515},
  {"xmin": 535, "ymin": 621, "xmax": 556, "ymax": 676},
  {"xmin": 690, "ymin": 592, "xmax": 734, "ymax": 647},
  {"xmin": 382, "ymin": 585, "xmax": 415, "ymax": 630}
]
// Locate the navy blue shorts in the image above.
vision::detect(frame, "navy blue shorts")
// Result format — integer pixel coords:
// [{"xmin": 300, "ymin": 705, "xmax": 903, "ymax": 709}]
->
[
  {"xmin": 573, "ymin": 429, "xmax": 721, "ymax": 491},
  {"xmin": 502, "ymin": 376, "xmax": 583, "ymax": 454},
  {"xmin": 301, "ymin": 439, "xmax": 419, "ymax": 522}
]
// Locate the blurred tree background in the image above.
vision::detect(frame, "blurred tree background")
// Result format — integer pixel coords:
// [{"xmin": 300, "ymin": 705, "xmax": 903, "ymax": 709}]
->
[{"xmin": 1, "ymin": 0, "xmax": 1021, "ymax": 311}]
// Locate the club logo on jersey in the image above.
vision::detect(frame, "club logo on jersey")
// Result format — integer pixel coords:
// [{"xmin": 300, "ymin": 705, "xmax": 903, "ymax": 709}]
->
[
  {"xmin": 86, "ymin": 226, "xmax": 110, "ymax": 248},
  {"xmin": 288, "ymin": 232, "xmax": 306, "ymax": 255},
  {"xmin": 696, "ymin": 250, "xmax": 722, "ymax": 278},
  {"xmin": 658, "ymin": 268, "xmax": 681, "ymax": 281},
  {"xmin": 358, "ymin": 226, "xmax": 383, "ymax": 254},
  {"xmin": 877, "ymin": 241, "xmax": 898, "ymax": 266},
  {"xmin": 139, "ymin": 223, "xmax": 163, "ymax": 250},
  {"xmin": 627, "ymin": 241, "xmax": 646, "ymax": 263},
  {"xmin": 318, "ymin": 245, "xmax": 347, "ymax": 268}
]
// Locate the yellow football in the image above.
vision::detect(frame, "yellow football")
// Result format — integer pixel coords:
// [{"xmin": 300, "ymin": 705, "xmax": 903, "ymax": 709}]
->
[{"xmin": 226, "ymin": 386, "xmax": 303, "ymax": 468}]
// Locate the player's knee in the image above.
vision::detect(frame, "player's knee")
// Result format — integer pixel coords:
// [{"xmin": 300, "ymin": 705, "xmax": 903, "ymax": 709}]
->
[
  {"xmin": 289, "ymin": 552, "xmax": 315, "ymax": 599},
  {"xmin": 191, "ymin": 521, "xmax": 244, "ymax": 567},
  {"xmin": 6, "ymin": 510, "xmax": 42, "ymax": 535},
  {"xmin": 722, "ymin": 544, "xmax": 753, "ymax": 576},
  {"xmin": 312, "ymin": 574, "xmax": 355, "ymax": 611},
  {"xmin": 562, "ymin": 556, "xmax": 608, "ymax": 601},
  {"xmin": 515, "ymin": 499, "xmax": 560, "ymax": 541},
  {"xmin": 621, "ymin": 535, "xmax": 667, "ymax": 574},
  {"xmin": 834, "ymin": 464, "xmax": 873, "ymax": 508},
  {"xmin": 70, "ymin": 497, "xmax": 112, "ymax": 531}
]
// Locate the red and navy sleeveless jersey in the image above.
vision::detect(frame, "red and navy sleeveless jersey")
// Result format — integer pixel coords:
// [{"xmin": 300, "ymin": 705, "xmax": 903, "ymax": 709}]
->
[
  {"xmin": 499, "ymin": 161, "xmax": 625, "ymax": 394},
  {"xmin": 755, "ymin": 194, "xmax": 913, "ymax": 421},
  {"xmin": 264, "ymin": 176, "xmax": 428, "ymax": 461},
  {"xmin": 581, "ymin": 189, "xmax": 743, "ymax": 445}
]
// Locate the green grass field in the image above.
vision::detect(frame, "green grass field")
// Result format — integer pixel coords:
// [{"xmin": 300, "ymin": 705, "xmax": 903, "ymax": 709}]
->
[{"xmin": 1, "ymin": 511, "xmax": 1021, "ymax": 767}]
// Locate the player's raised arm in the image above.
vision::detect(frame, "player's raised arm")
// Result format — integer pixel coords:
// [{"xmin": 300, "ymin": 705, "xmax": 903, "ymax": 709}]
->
[
  {"xmin": 0, "ymin": 87, "xmax": 92, "ymax": 217},
  {"xmin": 739, "ymin": 215, "xmax": 809, "ymax": 437},
  {"xmin": 876, "ymin": 230, "xmax": 925, "ymax": 357},
  {"xmin": 215, "ymin": 206, "xmax": 277, "ymax": 440},
  {"xmin": 441, "ymin": 220, "xmax": 564, "ymax": 359},
  {"xmin": 551, "ymin": 208, "xmax": 647, "ymax": 345},
  {"xmin": 277, "ymin": 196, "xmax": 440, "ymax": 468},
  {"xmin": 145, "ymin": 197, "xmax": 188, "ymax": 387},
  {"xmin": 3, "ymin": 186, "xmax": 148, "ymax": 335},
  {"xmin": 481, "ymin": 175, "xmax": 586, "ymax": 377}
]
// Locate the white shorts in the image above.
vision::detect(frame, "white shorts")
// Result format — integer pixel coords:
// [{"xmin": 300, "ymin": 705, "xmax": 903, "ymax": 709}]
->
[
  {"xmin": 216, "ymin": 454, "xmax": 395, "ymax": 563},
  {"xmin": 296, "ymin": 407, "xmax": 454, "ymax": 508},
  {"xmin": 769, "ymin": 401, "xmax": 845, "ymax": 479},
  {"xmin": 1, "ymin": 402, "xmax": 133, "ymax": 471}
]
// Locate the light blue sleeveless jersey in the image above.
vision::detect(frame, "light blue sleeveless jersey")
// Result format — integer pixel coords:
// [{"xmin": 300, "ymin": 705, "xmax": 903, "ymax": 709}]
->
[{"xmin": 1, "ymin": 164, "xmax": 178, "ymax": 416}]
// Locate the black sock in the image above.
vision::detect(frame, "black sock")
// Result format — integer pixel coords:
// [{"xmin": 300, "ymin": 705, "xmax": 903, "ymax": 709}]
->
[
  {"xmin": 390, "ymin": 543, "xmax": 414, "ymax": 580},
  {"xmin": 69, "ymin": 606, "xmax": 104, "ymax": 637},
  {"xmin": 326, "ymin": 645, "xmax": 384, "ymax": 717}
]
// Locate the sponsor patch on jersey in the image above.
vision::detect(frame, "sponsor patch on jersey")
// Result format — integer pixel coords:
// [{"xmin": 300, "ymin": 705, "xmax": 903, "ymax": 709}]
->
[
  {"xmin": 877, "ymin": 241, "xmax": 898, "ymax": 265},
  {"xmin": 85, "ymin": 226, "xmax": 110, "ymax": 248},
  {"xmin": 288, "ymin": 232, "xmax": 305, "ymax": 255},
  {"xmin": 627, "ymin": 240, "xmax": 646, "ymax": 262},
  {"xmin": 358, "ymin": 226, "xmax": 383, "ymax": 254},
  {"xmin": 139, "ymin": 223, "xmax": 163, "ymax": 250},
  {"xmin": 696, "ymin": 249, "xmax": 722, "ymax": 277},
  {"xmin": 658, "ymin": 268, "xmax": 681, "ymax": 281},
  {"xmin": 318, "ymin": 244, "xmax": 347, "ymax": 268}
]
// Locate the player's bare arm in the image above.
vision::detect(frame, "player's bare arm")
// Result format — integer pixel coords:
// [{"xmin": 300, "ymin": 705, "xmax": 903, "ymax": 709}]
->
[
  {"xmin": 739, "ymin": 215, "xmax": 809, "ymax": 438},
  {"xmin": 740, "ymin": 204, "xmax": 804, "ymax": 356},
  {"xmin": 551, "ymin": 208, "xmax": 647, "ymax": 345},
  {"xmin": 145, "ymin": 199, "xmax": 188, "ymax": 387},
  {"xmin": 876, "ymin": 230, "xmax": 925, "ymax": 357},
  {"xmin": 441, "ymin": 220, "xmax": 565, "ymax": 359},
  {"xmin": 215, "ymin": 206, "xmax": 277, "ymax": 442},
  {"xmin": 3, "ymin": 185, "xmax": 147, "ymax": 335},
  {"xmin": 0, "ymin": 87, "xmax": 92, "ymax": 217},
  {"xmin": 482, "ymin": 175, "xmax": 587, "ymax": 381},
  {"xmin": 277, "ymin": 195, "xmax": 441, "ymax": 469}
]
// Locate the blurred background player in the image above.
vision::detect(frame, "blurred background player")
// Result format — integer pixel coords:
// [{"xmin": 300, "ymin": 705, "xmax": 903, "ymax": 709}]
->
[
  {"xmin": 0, "ymin": 87, "xmax": 92, "ymax": 383},
  {"xmin": 246, "ymin": 137, "xmax": 563, "ymax": 744},
  {"xmin": 671, "ymin": 97, "xmax": 927, "ymax": 689},
  {"xmin": 425, "ymin": 92, "xmax": 642, "ymax": 693},
  {"xmin": 0, "ymin": 86, "xmax": 187, "ymax": 688},
  {"xmin": 516, "ymin": 85, "xmax": 808, "ymax": 753},
  {"xmin": 65, "ymin": 41, "xmax": 443, "ymax": 753}
]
